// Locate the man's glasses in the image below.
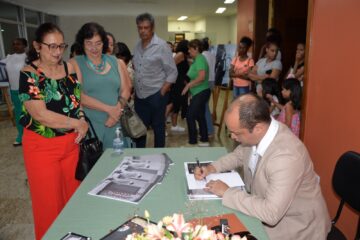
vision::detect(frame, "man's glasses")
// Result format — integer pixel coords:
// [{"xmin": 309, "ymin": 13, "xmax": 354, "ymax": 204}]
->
[{"xmin": 41, "ymin": 42, "xmax": 68, "ymax": 52}]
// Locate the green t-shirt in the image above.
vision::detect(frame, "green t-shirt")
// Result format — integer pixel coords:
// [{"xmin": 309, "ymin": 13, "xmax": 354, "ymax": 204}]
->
[{"xmin": 187, "ymin": 54, "xmax": 209, "ymax": 96}]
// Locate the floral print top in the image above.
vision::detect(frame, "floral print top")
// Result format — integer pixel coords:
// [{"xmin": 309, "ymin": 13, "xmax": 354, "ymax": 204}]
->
[{"xmin": 18, "ymin": 62, "xmax": 81, "ymax": 138}]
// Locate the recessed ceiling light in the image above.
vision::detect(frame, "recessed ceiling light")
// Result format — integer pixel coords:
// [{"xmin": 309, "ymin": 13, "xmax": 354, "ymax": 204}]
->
[
  {"xmin": 215, "ymin": 7, "xmax": 226, "ymax": 14},
  {"xmin": 224, "ymin": 0, "xmax": 235, "ymax": 3},
  {"xmin": 177, "ymin": 16, "xmax": 188, "ymax": 21}
]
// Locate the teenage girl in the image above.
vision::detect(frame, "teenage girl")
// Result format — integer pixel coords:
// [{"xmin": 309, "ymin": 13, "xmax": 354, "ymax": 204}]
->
[
  {"xmin": 268, "ymin": 78, "xmax": 302, "ymax": 137},
  {"xmin": 229, "ymin": 36, "xmax": 254, "ymax": 98}
]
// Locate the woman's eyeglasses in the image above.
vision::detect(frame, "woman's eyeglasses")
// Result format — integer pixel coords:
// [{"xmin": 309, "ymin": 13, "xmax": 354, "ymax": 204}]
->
[
  {"xmin": 41, "ymin": 42, "xmax": 68, "ymax": 52},
  {"xmin": 84, "ymin": 41, "xmax": 103, "ymax": 49}
]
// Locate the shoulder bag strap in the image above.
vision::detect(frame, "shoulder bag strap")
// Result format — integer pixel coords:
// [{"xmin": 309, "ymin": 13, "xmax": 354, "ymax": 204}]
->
[{"xmin": 84, "ymin": 115, "xmax": 100, "ymax": 140}]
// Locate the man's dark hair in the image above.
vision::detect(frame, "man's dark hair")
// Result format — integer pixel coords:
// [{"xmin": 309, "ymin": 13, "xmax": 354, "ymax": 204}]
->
[
  {"xmin": 15, "ymin": 38, "xmax": 28, "ymax": 47},
  {"xmin": 136, "ymin": 13, "xmax": 155, "ymax": 27},
  {"xmin": 75, "ymin": 22, "xmax": 109, "ymax": 55},
  {"xmin": 236, "ymin": 94, "xmax": 271, "ymax": 132}
]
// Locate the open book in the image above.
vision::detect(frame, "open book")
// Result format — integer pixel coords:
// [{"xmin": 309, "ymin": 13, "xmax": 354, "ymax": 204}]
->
[{"xmin": 185, "ymin": 162, "xmax": 245, "ymax": 200}]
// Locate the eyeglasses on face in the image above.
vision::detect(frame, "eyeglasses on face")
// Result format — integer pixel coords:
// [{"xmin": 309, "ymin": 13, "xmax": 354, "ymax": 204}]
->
[
  {"xmin": 84, "ymin": 40, "xmax": 103, "ymax": 49},
  {"xmin": 41, "ymin": 42, "xmax": 68, "ymax": 52}
]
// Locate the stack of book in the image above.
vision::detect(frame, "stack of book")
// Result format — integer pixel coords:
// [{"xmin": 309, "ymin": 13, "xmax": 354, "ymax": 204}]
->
[{"xmin": 88, "ymin": 153, "xmax": 173, "ymax": 204}]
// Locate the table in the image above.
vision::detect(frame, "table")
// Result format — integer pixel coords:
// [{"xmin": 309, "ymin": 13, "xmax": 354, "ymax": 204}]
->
[{"xmin": 44, "ymin": 147, "xmax": 269, "ymax": 240}]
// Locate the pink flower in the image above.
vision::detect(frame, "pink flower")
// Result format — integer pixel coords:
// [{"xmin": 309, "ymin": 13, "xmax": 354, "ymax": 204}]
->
[
  {"xmin": 27, "ymin": 77, "xmax": 35, "ymax": 84},
  {"xmin": 192, "ymin": 225, "xmax": 217, "ymax": 240},
  {"xmin": 166, "ymin": 214, "xmax": 193, "ymax": 238},
  {"xmin": 70, "ymin": 95, "xmax": 79, "ymax": 108},
  {"xmin": 29, "ymin": 86, "xmax": 40, "ymax": 96},
  {"xmin": 146, "ymin": 221, "xmax": 165, "ymax": 240}
]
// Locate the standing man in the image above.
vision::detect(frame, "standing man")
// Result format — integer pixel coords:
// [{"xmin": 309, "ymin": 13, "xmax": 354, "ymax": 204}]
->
[
  {"xmin": 195, "ymin": 94, "xmax": 331, "ymax": 239},
  {"xmin": 133, "ymin": 12, "xmax": 178, "ymax": 148}
]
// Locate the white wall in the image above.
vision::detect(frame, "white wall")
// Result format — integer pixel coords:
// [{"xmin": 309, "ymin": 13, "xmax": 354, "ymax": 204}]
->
[
  {"xmin": 205, "ymin": 16, "xmax": 236, "ymax": 44},
  {"xmin": 167, "ymin": 15, "xmax": 237, "ymax": 44},
  {"xmin": 58, "ymin": 15, "xmax": 168, "ymax": 57},
  {"xmin": 58, "ymin": 14, "xmax": 237, "ymax": 55},
  {"xmin": 229, "ymin": 15, "xmax": 238, "ymax": 44},
  {"xmin": 168, "ymin": 21, "xmax": 194, "ymax": 32}
]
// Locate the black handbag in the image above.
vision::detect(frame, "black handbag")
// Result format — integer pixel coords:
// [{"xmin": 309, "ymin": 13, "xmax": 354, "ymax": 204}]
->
[
  {"xmin": 120, "ymin": 103, "xmax": 147, "ymax": 139},
  {"xmin": 75, "ymin": 116, "xmax": 103, "ymax": 181}
]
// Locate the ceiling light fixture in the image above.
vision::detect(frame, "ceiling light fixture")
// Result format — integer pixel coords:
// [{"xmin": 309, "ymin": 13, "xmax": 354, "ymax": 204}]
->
[
  {"xmin": 215, "ymin": 7, "xmax": 226, "ymax": 14},
  {"xmin": 224, "ymin": 0, "xmax": 235, "ymax": 3},
  {"xmin": 177, "ymin": 16, "xmax": 188, "ymax": 21}
]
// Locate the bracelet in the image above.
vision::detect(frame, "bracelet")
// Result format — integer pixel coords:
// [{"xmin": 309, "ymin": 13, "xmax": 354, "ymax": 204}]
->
[
  {"xmin": 78, "ymin": 110, "xmax": 86, "ymax": 119},
  {"xmin": 118, "ymin": 96, "xmax": 127, "ymax": 106}
]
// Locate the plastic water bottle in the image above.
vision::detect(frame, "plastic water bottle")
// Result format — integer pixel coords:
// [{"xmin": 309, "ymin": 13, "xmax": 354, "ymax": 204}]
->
[{"xmin": 113, "ymin": 127, "xmax": 124, "ymax": 154}]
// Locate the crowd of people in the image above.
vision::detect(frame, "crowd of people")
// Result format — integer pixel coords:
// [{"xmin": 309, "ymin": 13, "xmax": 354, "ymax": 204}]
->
[{"xmin": 0, "ymin": 11, "xmax": 331, "ymax": 240}]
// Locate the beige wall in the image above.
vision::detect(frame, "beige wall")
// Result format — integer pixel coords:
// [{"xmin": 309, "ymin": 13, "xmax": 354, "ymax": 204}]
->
[
  {"xmin": 58, "ymin": 15, "xmax": 168, "ymax": 58},
  {"xmin": 168, "ymin": 15, "xmax": 236, "ymax": 44}
]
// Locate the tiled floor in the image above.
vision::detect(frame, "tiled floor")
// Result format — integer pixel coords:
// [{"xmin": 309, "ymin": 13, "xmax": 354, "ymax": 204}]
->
[{"xmin": 0, "ymin": 89, "xmax": 234, "ymax": 239}]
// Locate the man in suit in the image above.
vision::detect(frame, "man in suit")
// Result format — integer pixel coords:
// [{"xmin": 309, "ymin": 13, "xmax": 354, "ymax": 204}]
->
[{"xmin": 195, "ymin": 94, "xmax": 331, "ymax": 239}]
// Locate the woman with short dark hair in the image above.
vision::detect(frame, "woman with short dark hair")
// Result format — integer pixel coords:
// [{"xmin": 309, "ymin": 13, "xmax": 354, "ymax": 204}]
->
[
  {"xmin": 182, "ymin": 39, "xmax": 210, "ymax": 146},
  {"xmin": 70, "ymin": 22, "xmax": 131, "ymax": 148}
]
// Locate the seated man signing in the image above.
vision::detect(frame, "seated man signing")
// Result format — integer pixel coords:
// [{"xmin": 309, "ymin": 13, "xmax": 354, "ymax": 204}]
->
[{"xmin": 194, "ymin": 94, "xmax": 331, "ymax": 240}]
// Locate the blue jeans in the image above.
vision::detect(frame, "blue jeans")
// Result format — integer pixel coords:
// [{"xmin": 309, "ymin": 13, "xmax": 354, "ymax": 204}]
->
[
  {"xmin": 205, "ymin": 82, "xmax": 214, "ymax": 135},
  {"xmin": 233, "ymin": 86, "xmax": 250, "ymax": 98},
  {"xmin": 187, "ymin": 89, "xmax": 211, "ymax": 144},
  {"xmin": 134, "ymin": 91, "xmax": 168, "ymax": 148}
]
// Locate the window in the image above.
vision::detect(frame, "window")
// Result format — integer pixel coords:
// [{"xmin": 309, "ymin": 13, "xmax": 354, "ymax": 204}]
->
[
  {"xmin": 0, "ymin": 22, "xmax": 20, "ymax": 56},
  {"xmin": 45, "ymin": 14, "xmax": 57, "ymax": 24},
  {"xmin": 0, "ymin": 2, "xmax": 20, "ymax": 21},
  {"xmin": 25, "ymin": 9, "xmax": 40, "ymax": 25}
]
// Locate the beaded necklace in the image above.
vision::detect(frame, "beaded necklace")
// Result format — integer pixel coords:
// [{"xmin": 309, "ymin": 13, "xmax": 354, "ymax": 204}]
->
[{"xmin": 85, "ymin": 54, "xmax": 106, "ymax": 73}]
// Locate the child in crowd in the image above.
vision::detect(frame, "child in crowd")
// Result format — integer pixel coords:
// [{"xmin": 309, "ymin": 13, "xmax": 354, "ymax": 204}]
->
[
  {"xmin": 229, "ymin": 36, "xmax": 254, "ymax": 98},
  {"xmin": 261, "ymin": 78, "xmax": 282, "ymax": 117},
  {"xmin": 268, "ymin": 78, "xmax": 302, "ymax": 137}
]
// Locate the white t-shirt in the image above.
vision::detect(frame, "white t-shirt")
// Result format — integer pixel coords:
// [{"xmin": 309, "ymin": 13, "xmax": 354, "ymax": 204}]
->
[
  {"xmin": 0, "ymin": 53, "xmax": 27, "ymax": 90},
  {"xmin": 256, "ymin": 58, "xmax": 282, "ymax": 80},
  {"xmin": 202, "ymin": 50, "xmax": 216, "ymax": 83}
]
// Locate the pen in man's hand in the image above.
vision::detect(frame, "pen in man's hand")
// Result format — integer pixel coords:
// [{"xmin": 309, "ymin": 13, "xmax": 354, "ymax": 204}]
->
[{"xmin": 196, "ymin": 159, "xmax": 207, "ymax": 182}]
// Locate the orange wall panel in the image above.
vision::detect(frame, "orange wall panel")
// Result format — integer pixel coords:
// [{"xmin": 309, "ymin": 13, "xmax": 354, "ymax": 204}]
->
[
  {"xmin": 304, "ymin": 0, "xmax": 360, "ymax": 238},
  {"xmin": 237, "ymin": 0, "xmax": 255, "ymax": 43}
]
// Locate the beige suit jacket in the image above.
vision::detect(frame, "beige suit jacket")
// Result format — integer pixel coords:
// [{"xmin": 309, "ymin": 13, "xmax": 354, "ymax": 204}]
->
[{"xmin": 212, "ymin": 123, "xmax": 331, "ymax": 240}]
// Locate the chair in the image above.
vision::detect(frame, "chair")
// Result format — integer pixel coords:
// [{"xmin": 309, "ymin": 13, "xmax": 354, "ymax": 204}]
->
[{"xmin": 327, "ymin": 151, "xmax": 360, "ymax": 240}]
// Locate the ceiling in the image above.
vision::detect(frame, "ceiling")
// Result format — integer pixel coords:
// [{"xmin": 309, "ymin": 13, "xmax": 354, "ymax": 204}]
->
[{"xmin": 5, "ymin": 0, "xmax": 238, "ymax": 21}]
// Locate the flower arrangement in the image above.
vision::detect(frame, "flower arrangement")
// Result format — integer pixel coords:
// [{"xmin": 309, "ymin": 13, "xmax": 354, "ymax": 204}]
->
[{"xmin": 126, "ymin": 211, "xmax": 248, "ymax": 240}]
